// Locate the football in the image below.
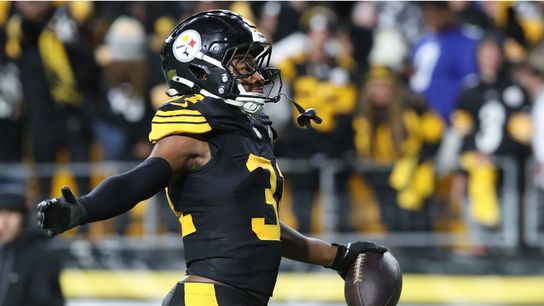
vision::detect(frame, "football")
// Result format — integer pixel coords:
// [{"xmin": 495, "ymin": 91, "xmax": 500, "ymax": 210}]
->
[{"xmin": 344, "ymin": 251, "xmax": 403, "ymax": 306}]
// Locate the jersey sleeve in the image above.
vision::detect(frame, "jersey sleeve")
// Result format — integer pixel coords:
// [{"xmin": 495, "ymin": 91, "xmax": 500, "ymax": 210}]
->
[{"xmin": 148, "ymin": 96, "xmax": 212, "ymax": 144}]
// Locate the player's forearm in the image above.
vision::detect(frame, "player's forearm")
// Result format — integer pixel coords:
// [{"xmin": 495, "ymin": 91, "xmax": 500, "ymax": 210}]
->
[
  {"xmin": 79, "ymin": 157, "xmax": 172, "ymax": 223},
  {"xmin": 280, "ymin": 222, "xmax": 337, "ymax": 267}
]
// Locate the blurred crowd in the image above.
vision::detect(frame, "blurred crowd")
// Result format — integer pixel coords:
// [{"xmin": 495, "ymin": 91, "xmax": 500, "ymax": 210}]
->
[{"xmin": 0, "ymin": 1, "xmax": 543, "ymax": 248}]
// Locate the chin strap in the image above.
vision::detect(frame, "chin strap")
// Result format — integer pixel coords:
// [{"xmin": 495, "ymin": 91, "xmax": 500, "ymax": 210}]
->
[{"xmin": 170, "ymin": 75, "xmax": 265, "ymax": 115}]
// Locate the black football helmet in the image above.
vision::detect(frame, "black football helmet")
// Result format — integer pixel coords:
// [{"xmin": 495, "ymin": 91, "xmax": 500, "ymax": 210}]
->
[{"xmin": 161, "ymin": 10, "xmax": 282, "ymax": 115}]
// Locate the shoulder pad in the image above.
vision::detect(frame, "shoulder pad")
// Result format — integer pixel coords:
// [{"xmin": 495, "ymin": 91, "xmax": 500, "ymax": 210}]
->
[{"xmin": 148, "ymin": 94, "xmax": 212, "ymax": 143}]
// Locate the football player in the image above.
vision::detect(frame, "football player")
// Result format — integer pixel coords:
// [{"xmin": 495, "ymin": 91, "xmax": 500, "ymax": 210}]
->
[{"xmin": 36, "ymin": 10, "xmax": 386, "ymax": 306}]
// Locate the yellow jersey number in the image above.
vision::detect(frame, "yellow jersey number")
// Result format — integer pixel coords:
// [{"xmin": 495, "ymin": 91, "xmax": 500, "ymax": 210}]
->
[{"xmin": 246, "ymin": 154, "xmax": 282, "ymax": 241}]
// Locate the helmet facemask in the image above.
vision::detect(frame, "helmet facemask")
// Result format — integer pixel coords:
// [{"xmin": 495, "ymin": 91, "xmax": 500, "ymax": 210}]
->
[
  {"xmin": 222, "ymin": 42, "xmax": 282, "ymax": 115},
  {"xmin": 162, "ymin": 10, "xmax": 321, "ymax": 128}
]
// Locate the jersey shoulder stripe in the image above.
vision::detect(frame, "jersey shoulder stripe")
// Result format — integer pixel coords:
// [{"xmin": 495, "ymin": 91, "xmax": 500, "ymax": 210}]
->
[{"xmin": 149, "ymin": 94, "xmax": 211, "ymax": 143}]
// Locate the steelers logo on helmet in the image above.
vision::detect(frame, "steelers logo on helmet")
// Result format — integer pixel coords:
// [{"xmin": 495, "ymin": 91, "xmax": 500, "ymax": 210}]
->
[{"xmin": 172, "ymin": 29, "xmax": 202, "ymax": 63}]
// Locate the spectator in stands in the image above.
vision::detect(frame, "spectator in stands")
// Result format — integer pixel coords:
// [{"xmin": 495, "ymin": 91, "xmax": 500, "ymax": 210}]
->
[
  {"xmin": 410, "ymin": 1, "xmax": 480, "ymax": 122},
  {"xmin": 8, "ymin": 2, "xmax": 98, "ymax": 202},
  {"xmin": 93, "ymin": 16, "xmax": 152, "ymax": 162},
  {"xmin": 0, "ymin": 2, "xmax": 22, "ymax": 165},
  {"xmin": 473, "ymin": 2, "xmax": 543, "ymax": 66},
  {"xmin": 448, "ymin": 1, "xmax": 493, "ymax": 32},
  {"xmin": 275, "ymin": 6, "xmax": 357, "ymax": 233},
  {"xmin": 353, "ymin": 65, "xmax": 444, "ymax": 232},
  {"xmin": 346, "ymin": 1, "xmax": 376, "ymax": 78},
  {"xmin": 451, "ymin": 34, "xmax": 532, "ymax": 229},
  {"xmin": 513, "ymin": 41, "xmax": 544, "ymax": 191},
  {"xmin": 376, "ymin": 2, "xmax": 424, "ymax": 47},
  {"xmin": 0, "ymin": 192, "xmax": 64, "ymax": 306},
  {"xmin": 93, "ymin": 16, "xmax": 154, "ymax": 235},
  {"xmin": 257, "ymin": 2, "xmax": 304, "ymax": 44},
  {"xmin": 479, "ymin": 2, "xmax": 528, "ymax": 48},
  {"xmin": 0, "ymin": 27, "xmax": 24, "ymax": 187}
]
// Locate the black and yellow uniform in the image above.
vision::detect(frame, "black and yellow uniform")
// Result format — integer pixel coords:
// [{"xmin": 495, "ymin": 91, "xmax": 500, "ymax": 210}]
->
[
  {"xmin": 149, "ymin": 94, "xmax": 283, "ymax": 305},
  {"xmin": 452, "ymin": 76, "xmax": 531, "ymax": 227},
  {"xmin": 163, "ymin": 282, "xmax": 264, "ymax": 306},
  {"xmin": 454, "ymin": 77, "xmax": 531, "ymax": 157}
]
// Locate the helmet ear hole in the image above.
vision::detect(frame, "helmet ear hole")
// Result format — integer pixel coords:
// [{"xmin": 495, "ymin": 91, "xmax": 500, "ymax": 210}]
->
[{"xmin": 189, "ymin": 64, "xmax": 210, "ymax": 80}]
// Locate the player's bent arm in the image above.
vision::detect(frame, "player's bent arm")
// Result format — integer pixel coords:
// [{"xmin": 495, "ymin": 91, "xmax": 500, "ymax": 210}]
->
[
  {"xmin": 79, "ymin": 158, "xmax": 171, "ymax": 222},
  {"xmin": 280, "ymin": 221, "xmax": 337, "ymax": 266},
  {"xmin": 150, "ymin": 134, "xmax": 212, "ymax": 173},
  {"xmin": 37, "ymin": 135, "xmax": 210, "ymax": 237},
  {"xmin": 80, "ymin": 134, "xmax": 208, "ymax": 222},
  {"xmin": 280, "ymin": 222, "xmax": 388, "ymax": 279}
]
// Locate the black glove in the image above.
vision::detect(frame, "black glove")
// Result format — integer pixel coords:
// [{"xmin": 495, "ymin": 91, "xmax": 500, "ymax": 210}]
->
[
  {"xmin": 36, "ymin": 186, "xmax": 87, "ymax": 238},
  {"xmin": 329, "ymin": 241, "xmax": 387, "ymax": 279}
]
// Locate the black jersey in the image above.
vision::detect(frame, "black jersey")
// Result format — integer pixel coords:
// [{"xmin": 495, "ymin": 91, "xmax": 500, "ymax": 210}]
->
[
  {"xmin": 454, "ymin": 76, "xmax": 531, "ymax": 157},
  {"xmin": 149, "ymin": 94, "xmax": 283, "ymax": 301}
]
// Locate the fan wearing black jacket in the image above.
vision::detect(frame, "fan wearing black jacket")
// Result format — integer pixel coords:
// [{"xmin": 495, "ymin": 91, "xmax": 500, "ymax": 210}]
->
[{"xmin": 0, "ymin": 192, "xmax": 64, "ymax": 306}]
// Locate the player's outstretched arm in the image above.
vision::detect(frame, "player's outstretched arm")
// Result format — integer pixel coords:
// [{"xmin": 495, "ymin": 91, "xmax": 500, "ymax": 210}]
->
[
  {"xmin": 37, "ymin": 135, "xmax": 210, "ymax": 237},
  {"xmin": 37, "ymin": 157, "xmax": 172, "ymax": 238},
  {"xmin": 37, "ymin": 186, "xmax": 88, "ymax": 238},
  {"xmin": 280, "ymin": 222, "xmax": 386, "ymax": 278}
]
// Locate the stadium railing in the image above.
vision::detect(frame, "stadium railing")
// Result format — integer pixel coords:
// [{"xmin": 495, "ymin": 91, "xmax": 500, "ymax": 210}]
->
[{"xmin": 0, "ymin": 156, "xmax": 540, "ymax": 249}]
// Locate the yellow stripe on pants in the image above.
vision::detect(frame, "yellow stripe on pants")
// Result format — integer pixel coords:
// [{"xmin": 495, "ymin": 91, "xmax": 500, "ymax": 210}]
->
[{"xmin": 184, "ymin": 283, "xmax": 219, "ymax": 306}]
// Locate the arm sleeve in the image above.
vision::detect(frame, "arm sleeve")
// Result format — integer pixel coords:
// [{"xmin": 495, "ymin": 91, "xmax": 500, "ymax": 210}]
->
[{"xmin": 79, "ymin": 157, "xmax": 172, "ymax": 223}]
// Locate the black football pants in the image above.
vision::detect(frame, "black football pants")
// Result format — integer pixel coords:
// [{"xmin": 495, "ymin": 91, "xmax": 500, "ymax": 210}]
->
[{"xmin": 162, "ymin": 282, "xmax": 267, "ymax": 306}]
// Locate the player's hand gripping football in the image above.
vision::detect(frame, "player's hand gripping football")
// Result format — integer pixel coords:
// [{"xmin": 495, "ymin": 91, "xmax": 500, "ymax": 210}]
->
[
  {"xmin": 330, "ymin": 241, "xmax": 388, "ymax": 279},
  {"xmin": 37, "ymin": 186, "xmax": 87, "ymax": 238}
]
